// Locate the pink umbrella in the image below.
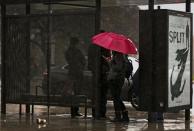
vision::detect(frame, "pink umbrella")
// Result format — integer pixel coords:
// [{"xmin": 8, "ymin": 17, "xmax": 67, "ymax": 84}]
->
[{"xmin": 92, "ymin": 32, "xmax": 137, "ymax": 54}]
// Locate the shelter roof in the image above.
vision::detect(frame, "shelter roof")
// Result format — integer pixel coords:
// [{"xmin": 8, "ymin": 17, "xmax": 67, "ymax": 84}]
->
[{"xmin": 2, "ymin": 0, "xmax": 194, "ymax": 5}]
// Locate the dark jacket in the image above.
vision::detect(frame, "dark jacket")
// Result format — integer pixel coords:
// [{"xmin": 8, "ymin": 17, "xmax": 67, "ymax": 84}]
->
[
  {"xmin": 65, "ymin": 46, "xmax": 86, "ymax": 78},
  {"xmin": 108, "ymin": 53, "xmax": 125, "ymax": 80}
]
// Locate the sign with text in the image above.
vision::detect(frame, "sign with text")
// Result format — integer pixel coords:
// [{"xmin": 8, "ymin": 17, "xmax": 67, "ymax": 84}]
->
[
  {"xmin": 139, "ymin": 10, "xmax": 192, "ymax": 112},
  {"xmin": 168, "ymin": 15, "xmax": 191, "ymax": 108}
]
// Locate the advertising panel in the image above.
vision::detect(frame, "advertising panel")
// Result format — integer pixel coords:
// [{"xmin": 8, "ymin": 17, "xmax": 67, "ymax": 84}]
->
[{"xmin": 168, "ymin": 14, "xmax": 191, "ymax": 108}]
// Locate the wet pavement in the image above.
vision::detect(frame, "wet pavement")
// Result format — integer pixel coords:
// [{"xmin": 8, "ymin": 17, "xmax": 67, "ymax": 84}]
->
[
  {"xmin": 0, "ymin": 115, "xmax": 190, "ymax": 131},
  {"xmin": 0, "ymin": 84, "xmax": 194, "ymax": 131},
  {"xmin": 0, "ymin": 101, "xmax": 193, "ymax": 131}
]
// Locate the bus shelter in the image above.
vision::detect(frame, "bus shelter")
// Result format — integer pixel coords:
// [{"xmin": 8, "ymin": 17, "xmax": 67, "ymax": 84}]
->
[
  {"xmin": 1, "ymin": 0, "xmax": 101, "ymax": 116},
  {"xmin": 0, "ymin": 0, "xmax": 193, "ymax": 120}
]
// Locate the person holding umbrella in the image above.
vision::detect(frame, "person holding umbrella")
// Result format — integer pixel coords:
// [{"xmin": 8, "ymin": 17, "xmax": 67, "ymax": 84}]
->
[
  {"xmin": 92, "ymin": 32, "xmax": 137, "ymax": 122},
  {"xmin": 107, "ymin": 51, "xmax": 129, "ymax": 122}
]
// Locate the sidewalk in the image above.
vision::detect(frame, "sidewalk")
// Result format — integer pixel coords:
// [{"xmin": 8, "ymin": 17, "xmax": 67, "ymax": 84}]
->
[{"xmin": 0, "ymin": 101, "xmax": 193, "ymax": 131}]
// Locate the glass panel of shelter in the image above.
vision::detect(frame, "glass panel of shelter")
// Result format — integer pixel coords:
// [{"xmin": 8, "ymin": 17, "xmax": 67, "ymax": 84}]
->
[
  {"xmin": 29, "ymin": 2, "xmax": 96, "ymax": 115},
  {"xmin": 49, "ymin": 10, "xmax": 95, "ymax": 108},
  {"xmin": 1, "ymin": 1, "xmax": 97, "ymax": 116}
]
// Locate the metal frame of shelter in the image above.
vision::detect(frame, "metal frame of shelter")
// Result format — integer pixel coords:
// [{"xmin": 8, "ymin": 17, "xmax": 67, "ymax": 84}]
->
[{"xmin": 0, "ymin": 0, "xmax": 101, "ymax": 115}]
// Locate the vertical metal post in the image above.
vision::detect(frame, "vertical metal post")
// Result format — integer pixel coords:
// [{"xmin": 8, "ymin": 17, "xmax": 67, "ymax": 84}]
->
[
  {"xmin": 47, "ymin": 1, "xmax": 52, "ymax": 116},
  {"xmin": 185, "ymin": 0, "xmax": 191, "ymax": 121},
  {"xmin": 148, "ymin": 0, "xmax": 155, "ymax": 123},
  {"xmin": 186, "ymin": 0, "xmax": 191, "ymax": 12},
  {"xmin": 93, "ymin": 0, "xmax": 101, "ymax": 118},
  {"xmin": 19, "ymin": 104, "xmax": 22, "ymax": 115},
  {"xmin": 95, "ymin": 0, "xmax": 101, "ymax": 34},
  {"xmin": 1, "ymin": 1, "xmax": 6, "ymax": 114},
  {"xmin": 26, "ymin": 0, "xmax": 31, "ymax": 14},
  {"xmin": 25, "ymin": 0, "xmax": 31, "ymax": 115},
  {"xmin": 149, "ymin": 0, "xmax": 154, "ymax": 11}
]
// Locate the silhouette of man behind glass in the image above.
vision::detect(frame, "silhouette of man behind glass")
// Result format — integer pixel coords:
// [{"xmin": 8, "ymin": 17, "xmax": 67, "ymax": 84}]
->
[{"xmin": 65, "ymin": 37, "xmax": 86, "ymax": 118}]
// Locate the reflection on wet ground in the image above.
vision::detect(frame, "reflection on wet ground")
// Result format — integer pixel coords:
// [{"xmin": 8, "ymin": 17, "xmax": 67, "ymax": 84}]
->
[
  {"xmin": 0, "ymin": 84, "xmax": 194, "ymax": 131},
  {"xmin": 0, "ymin": 114, "xmax": 192, "ymax": 131},
  {"xmin": 0, "ymin": 103, "xmax": 193, "ymax": 131}
]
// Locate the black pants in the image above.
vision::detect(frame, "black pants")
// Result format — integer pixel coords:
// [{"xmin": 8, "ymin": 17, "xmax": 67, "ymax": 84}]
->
[
  {"xmin": 70, "ymin": 75, "xmax": 83, "ymax": 115},
  {"xmin": 98, "ymin": 80, "xmax": 109, "ymax": 117},
  {"xmin": 109, "ymin": 78, "xmax": 126, "ymax": 113}
]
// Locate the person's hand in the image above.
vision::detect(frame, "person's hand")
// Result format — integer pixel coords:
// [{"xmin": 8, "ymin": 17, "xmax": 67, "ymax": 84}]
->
[{"xmin": 102, "ymin": 56, "xmax": 111, "ymax": 62}]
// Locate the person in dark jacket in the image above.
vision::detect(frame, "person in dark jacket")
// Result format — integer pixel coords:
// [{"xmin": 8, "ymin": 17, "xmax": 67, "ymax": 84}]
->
[
  {"xmin": 98, "ymin": 48, "xmax": 111, "ymax": 119},
  {"xmin": 108, "ymin": 51, "xmax": 129, "ymax": 122},
  {"xmin": 87, "ymin": 44, "xmax": 97, "ymax": 118},
  {"xmin": 65, "ymin": 37, "xmax": 86, "ymax": 118}
]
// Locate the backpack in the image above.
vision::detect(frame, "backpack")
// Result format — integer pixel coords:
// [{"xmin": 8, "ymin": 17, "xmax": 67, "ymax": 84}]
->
[{"xmin": 124, "ymin": 58, "xmax": 133, "ymax": 80}]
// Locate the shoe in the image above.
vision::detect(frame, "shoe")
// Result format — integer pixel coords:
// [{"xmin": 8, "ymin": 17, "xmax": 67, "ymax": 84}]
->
[
  {"xmin": 110, "ymin": 111, "xmax": 122, "ymax": 122},
  {"xmin": 121, "ymin": 118, "xmax": 129, "ymax": 122},
  {"xmin": 71, "ymin": 112, "xmax": 83, "ymax": 118},
  {"xmin": 75, "ymin": 112, "xmax": 83, "ymax": 116},
  {"xmin": 122, "ymin": 111, "xmax": 129, "ymax": 122}
]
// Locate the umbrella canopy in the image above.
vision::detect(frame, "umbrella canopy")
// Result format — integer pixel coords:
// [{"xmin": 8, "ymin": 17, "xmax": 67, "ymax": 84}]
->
[{"xmin": 92, "ymin": 32, "xmax": 137, "ymax": 54}]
